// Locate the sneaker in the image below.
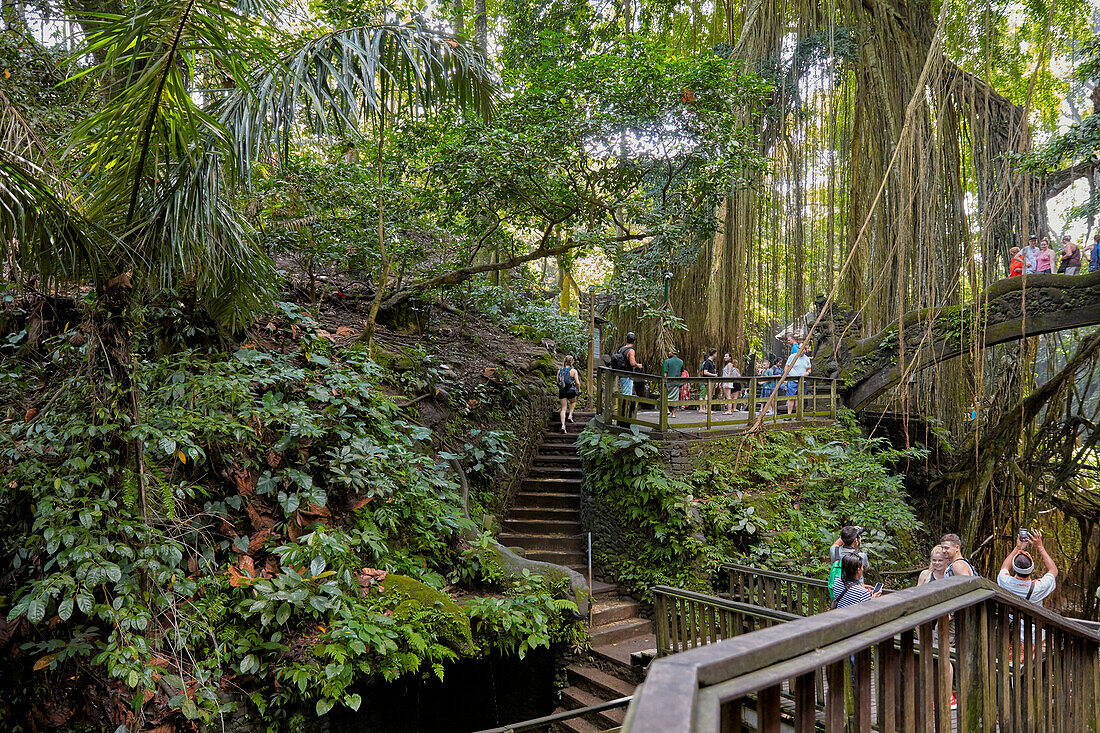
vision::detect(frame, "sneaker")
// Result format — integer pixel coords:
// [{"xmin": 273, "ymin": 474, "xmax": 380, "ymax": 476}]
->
[{"xmin": 950, "ymin": 693, "xmax": 957, "ymax": 710}]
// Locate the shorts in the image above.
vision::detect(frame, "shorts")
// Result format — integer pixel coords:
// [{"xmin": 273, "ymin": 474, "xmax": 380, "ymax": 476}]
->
[
  {"xmin": 781, "ymin": 380, "xmax": 798, "ymax": 396},
  {"xmin": 1065, "ymin": 266, "xmax": 1079, "ymax": 275},
  {"xmin": 618, "ymin": 377, "xmax": 634, "ymax": 396},
  {"xmin": 558, "ymin": 386, "xmax": 578, "ymax": 400}
]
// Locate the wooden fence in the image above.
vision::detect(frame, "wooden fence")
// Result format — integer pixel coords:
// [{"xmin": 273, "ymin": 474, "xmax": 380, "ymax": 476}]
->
[
  {"xmin": 625, "ymin": 577, "xmax": 1100, "ymax": 733},
  {"xmin": 596, "ymin": 367, "xmax": 838, "ymax": 433},
  {"xmin": 721, "ymin": 562, "xmax": 893, "ymax": 617},
  {"xmin": 653, "ymin": 585, "xmax": 800, "ymax": 656}
]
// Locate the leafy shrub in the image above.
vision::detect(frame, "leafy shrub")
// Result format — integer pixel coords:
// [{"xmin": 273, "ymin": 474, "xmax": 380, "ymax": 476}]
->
[{"xmin": 464, "ymin": 280, "xmax": 589, "ymax": 359}]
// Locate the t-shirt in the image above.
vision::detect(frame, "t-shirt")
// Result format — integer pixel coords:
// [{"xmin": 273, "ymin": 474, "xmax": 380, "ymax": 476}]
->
[
  {"xmin": 998, "ymin": 569, "xmax": 1056, "ymax": 604},
  {"xmin": 831, "ymin": 579, "xmax": 872, "ymax": 608},
  {"xmin": 701, "ymin": 358, "xmax": 716, "ymax": 376},
  {"xmin": 1036, "ymin": 249, "xmax": 1053, "ymax": 272},
  {"xmin": 1010, "ymin": 257, "xmax": 1023, "ymax": 277},
  {"xmin": 662, "ymin": 355, "xmax": 684, "ymax": 380},
  {"xmin": 786, "ymin": 351, "xmax": 811, "ymax": 377},
  {"xmin": 830, "ymin": 544, "xmax": 870, "ymax": 570},
  {"xmin": 1022, "ymin": 245, "xmax": 1039, "ymax": 269}
]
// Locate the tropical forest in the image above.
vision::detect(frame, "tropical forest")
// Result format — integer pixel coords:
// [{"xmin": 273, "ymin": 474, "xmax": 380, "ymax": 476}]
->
[{"xmin": 1, "ymin": 0, "xmax": 1099, "ymax": 728}]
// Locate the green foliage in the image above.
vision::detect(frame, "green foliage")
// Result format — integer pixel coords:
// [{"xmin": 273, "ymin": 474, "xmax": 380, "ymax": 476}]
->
[
  {"xmin": 576, "ymin": 426, "xmax": 713, "ymax": 596},
  {"xmin": 687, "ymin": 430, "xmax": 926, "ymax": 579},
  {"xmin": 463, "ymin": 280, "xmax": 589, "ymax": 359},
  {"xmin": 0, "ymin": 332, "xmax": 575, "ymax": 727},
  {"xmin": 464, "ymin": 571, "xmax": 582, "ymax": 658}
]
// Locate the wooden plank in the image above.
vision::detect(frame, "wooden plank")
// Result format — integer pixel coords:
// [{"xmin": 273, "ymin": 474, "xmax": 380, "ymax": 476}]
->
[
  {"xmin": 720, "ymin": 698, "xmax": 742, "ymax": 733},
  {"xmin": 902, "ymin": 630, "xmax": 917, "ymax": 733},
  {"xmin": 826, "ymin": 660, "xmax": 845, "ymax": 733},
  {"xmin": 1012, "ymin": 612, "xmax": 1021, "ymax": 733},
  {"xmin": 655, "ymin": 591, "xmax": 670, "ymax": 656},
  {"xmin": 918, "ymin": 623, "xmax": 934, "ymax": 733},
  {"xmin": 935, "ymin": 615, "xmax": 950, "ymax": 733},
  {"xmin": 669, "ymin": 596, "xmax": 681, "ymax": 653},
  {"xmin": 855, "ymin": 648, "xmax": 872, "ymax": 733},
  {"xmin": 760, "ymin": 684, "xmax": 782, "ymax": 733},
  {"xmin": 877, "ymin": 639, "xmax": 897, "ymax": 733},
  {"xmin": 998, "ymin": 604, "xmax": 1010, "ymax": 732},
  {"xmin": 957, "ymin": 607, "xmax": 973, "ymax": 732},
  {"xmin": 982, "ymin": 603, "xmax": 995, "ymax": 733},
  {"xmin": 1024, "ymin": 616, "xmax": 1034, "ymax": 732},
  {"xmin": 794, "ymin": 671, "xmax": 816, "ymax": 733}
]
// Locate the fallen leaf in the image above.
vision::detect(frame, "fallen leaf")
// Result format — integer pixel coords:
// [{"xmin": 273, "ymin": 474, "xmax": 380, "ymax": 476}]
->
[
  {"xmin": 239, "ymin": 556, "xmax": 255, "ymax": 576},
  {"xmin": 107, "ymin": 271, "xmax": 133, "ymax": 289},
  {"xmin": 351, "ymin": 496, "xmax": 374, "ymax": 511},
  {"xmin": 33, "ymin": 654, "xmax": 56, "ymax": 672},
  {"xmin": 335, "ymin": 326, "xmax": 355, "ymax": 337},
  {"xmin": 24, "ymin": 408, "xmax": 36, "ymax": 422}
]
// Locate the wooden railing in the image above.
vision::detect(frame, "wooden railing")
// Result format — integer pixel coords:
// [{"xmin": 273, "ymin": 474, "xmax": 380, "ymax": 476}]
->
[
  {"xmin": 625, "ymin": 577, "xmax": 1100, "ymax": 733},
  {"xmin": 653, "ymin": 585, "xmax": 800, "ymax": 656},
  {"xmin": 596, "ymin": 366, "xmax": 838, "ymax": 433},
  {"xmin": 721, "ymin": 562, "xmax": 893, "ymax": 617}
]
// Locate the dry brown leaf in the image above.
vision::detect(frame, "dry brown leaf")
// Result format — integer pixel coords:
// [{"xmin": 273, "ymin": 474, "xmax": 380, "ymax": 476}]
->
[
  {"xmin": 335, "ymin": 326, "xmax": 355, "ymax": 337},
  {"xmin": 32, "ymin": 654, "xmax": 55, "ymax": 672}
]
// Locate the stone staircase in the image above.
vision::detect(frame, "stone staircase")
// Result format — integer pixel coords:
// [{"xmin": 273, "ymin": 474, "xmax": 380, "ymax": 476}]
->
[
  {"xmin": 498, "ymin": 412, "xmax": 592, "ymax": 571},
  {"xmin": 497, "ymin": 410, "xmax": 655, "ymax": 733}
]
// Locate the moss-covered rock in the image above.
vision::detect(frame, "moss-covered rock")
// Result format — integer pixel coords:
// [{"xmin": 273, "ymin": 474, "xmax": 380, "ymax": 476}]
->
[{"xmin": 384, "ymin": 574, "xmax": 475, "ymax": 655}]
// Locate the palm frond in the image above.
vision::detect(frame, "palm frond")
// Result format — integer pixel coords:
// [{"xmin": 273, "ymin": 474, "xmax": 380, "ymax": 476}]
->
[
  {"xmin": 0, "ymin": 90, "xmax": 52, "ymax": 165},
  {"xmin": 0, "ymin": 152, "xmax": 122, "ymax": 288},
  {"xmin": 220, "ymin": 22, "xmax": 497, "ymax": 180}
]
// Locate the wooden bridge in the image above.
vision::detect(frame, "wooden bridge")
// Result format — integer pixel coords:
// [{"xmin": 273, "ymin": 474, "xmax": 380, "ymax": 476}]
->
[
  {"xmin": 593, "ymin": 368, "xmax": 839, "ymax": 435},
  {"xmin": 476, "ymin": 563, "xmax": 1100, "ymax": 733}
]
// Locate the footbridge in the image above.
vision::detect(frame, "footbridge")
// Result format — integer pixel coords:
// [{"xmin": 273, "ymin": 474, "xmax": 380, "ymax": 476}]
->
[
  {"xmin": 819, "ymin": 271, "xmax": 1100, "ymax": 412},
  {"xmin": 479, "ymin": 563, "xmax": 1100, "ymax": 733}
]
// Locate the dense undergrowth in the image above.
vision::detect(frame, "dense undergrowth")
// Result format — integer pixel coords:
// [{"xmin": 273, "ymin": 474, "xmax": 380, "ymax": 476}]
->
[
  {"xmin": 0, "ymin": 298, "xmax": 582, "ymax": 731},
  {"xmin": 579, "ymin": 414, "xmax": 926, "ymax": 597}
]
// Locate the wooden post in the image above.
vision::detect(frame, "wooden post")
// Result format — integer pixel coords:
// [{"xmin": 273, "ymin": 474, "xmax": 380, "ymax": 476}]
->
[
  {"xmin": 830, "ymin": 379, "xmax": 837, "ymax": 419},
  {"xmin": 749, "ymin": 378, "xmax": 757, "ymax": 426},
  {"xmin": 659, "ymin": 376, "xmax": 669, "ymax": 432},
  {"xmin": 654, "ymin": 590, "xmax": 669, "ymax": 656},
  {"xmin": 797, "ymin": 376, "xmax": 805, "ymax": 422},
  {"xmin": 706, "ymin": 378, "xmax": 712, "ymax": 430},
  {"xmin": 587, "ymin": 286, "xmax": 595, "ymax": 409}
]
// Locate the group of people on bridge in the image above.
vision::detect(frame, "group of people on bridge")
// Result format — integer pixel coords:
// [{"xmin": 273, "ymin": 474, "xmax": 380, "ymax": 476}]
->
[
  {"xmin": 830, "ymin": 524, "xmax": 1060, "ymax": 710},
  {"xmin": 1008, "ymin": 231, "xmax": 1100, "ymax": 276}
]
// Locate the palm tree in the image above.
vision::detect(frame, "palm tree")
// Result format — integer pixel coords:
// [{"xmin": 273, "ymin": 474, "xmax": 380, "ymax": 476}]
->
[{"xmin": 0, "ymin": 0, "xmax": 495, "ymax": 513}]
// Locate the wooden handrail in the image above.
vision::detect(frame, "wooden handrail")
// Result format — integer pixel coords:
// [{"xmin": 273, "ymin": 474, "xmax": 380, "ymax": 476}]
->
[
  {"xmin": 472, "ymin": 696, "xmax": 632, "ymax": 733},
  {"xmin": 653, "ymin": 585, "xmax": 800, "ymax": 658},
  {"xmin": 720, "ymin": 562, "xmax": 894, "ymax": 617},
  {"xmin": 595, "ymin": 367, "xmax": 839, "ymax": 433},
  {"xmin": 626, "ymin": 576, "xmax": 1100, "ymax": 732}
]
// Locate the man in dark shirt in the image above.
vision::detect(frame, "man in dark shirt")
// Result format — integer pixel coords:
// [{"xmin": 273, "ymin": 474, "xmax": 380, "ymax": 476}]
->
[{"xmin": 700, "ymin": 348, "xmax": 718, "ymax": 414}]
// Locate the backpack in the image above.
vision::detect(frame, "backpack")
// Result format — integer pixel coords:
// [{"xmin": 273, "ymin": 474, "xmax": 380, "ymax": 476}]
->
[
  {"xmin": 828, "ymin": 560, "xmax": 843, "ymax": 600},
  {"xmin": 610, "ymin": 345, "xmax": 633, "ymax": 371},
  {"xmin": 557, "ymin": 367, "xmax": 575, "ymax": 390}
]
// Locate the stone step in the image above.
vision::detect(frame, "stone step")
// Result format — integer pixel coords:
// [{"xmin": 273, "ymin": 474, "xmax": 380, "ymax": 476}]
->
[
  {"xmin": 525, "ymin": 549, "xmax": 586, "ymax": 567},
  {"xmin": 561, "ymin": 686, "xmax": 626, "ymax": 728},
  {"xmin": 567, "ymin": 664, "xmax": 635, "ymax": 700},
  {"xmin": 546, "ymin": 422, "xmax": 589, "ymax": 434},
  {"xmin": 528, "ymin": 465, "xmax": 585, "ymax": 479},
  {"xmin": 552, "ymin": 712, "xmax": 602, "ymax": 733},
  {"xmin": 507, "ymin": 506, "xmax": 580, "ymax": 522},
  {"xmin": 590, "ymin": 579, "xmax": 618, "ymax": 597},
  {"xmin": 521, "ymin": 477, "xmax": 582, "ymax": 493},
  {"xmin": 591, "ymin": 598, "xmax": 640, "ymax": 627},
  {"xmin": 502, "ymin": 518, "xmax": 582, "ymax": 535},
  {"xmin": 513, "ymin": 492, "xmax": 580, "ymax": 510},
  {"xmin": 533, "ymin": 453, "xmax": 583, "ymax": 463},
  {"xmin": 497, "ymin": 532, "xmax": 584, "ymax": 552},
  {"xmin": 589, "ymin": 617, "xmax": 653, "ymax": 647}
]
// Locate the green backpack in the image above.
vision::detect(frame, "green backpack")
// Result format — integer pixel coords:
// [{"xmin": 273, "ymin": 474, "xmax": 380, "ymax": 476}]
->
[{"xmin": 827, "ymin": 559, "xmax": 843, "ymax": 599}]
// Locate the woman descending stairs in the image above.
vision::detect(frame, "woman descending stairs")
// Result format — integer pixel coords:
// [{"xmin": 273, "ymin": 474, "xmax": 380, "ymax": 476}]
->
[{"xmin": 498, "ymin": 411, "xmax": 655, "ymax": 733}]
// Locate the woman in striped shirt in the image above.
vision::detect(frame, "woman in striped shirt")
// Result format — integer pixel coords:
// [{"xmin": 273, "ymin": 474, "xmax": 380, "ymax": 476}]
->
[{"xmin": 831, "ymin": 554, "xmax": 882, "ymax": 608}]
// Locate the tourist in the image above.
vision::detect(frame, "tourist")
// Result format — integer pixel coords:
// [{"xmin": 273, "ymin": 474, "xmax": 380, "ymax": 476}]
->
[
  {"xmin": 783, "ymin": 336, "xmax": 812, "ymax": 415},
  {"xmin": 700, "ymin": 348, "xmax": 718, "ymax": 412},
  {"xmin": 756, "ymin": 358, "xmax": 779, "ymax": 416},
  {"xmin": 917, "ymin": 545, "xmax": 948, "ymax": 585},
  {"xmin": 678, "ymin": 367, "xmax": 691, "ymax": 406},
  {"xmin": 613, "ymin": 333, "xmax": 642, "ymax": 420},
  {"xmin": 1059, "ymin": 234, "xmax": 1081, "ymax": 275},
  {"xmin": 997, "ymin": 529, "xmax": 1057, "ymax": 605},
  {"xmin": 661, "ymin": 347, "xmax": 684, "ymax": 418},
  {"xmin": 940, "ymin": 533, "xmax": 977, "ymax": 577},
  {"xmin": 1036, "ymin": 238, "xmax": 1054, "ymax": 274},
  {"xmin": 1009, "ymin": 247, "xmax": 1024, "ymax": 277},
  {"xmin": 720, "ymin": 353, "xmax": 739, "ymax": 414},
  {"xmin": 556, "ymin": 355, "xmax": 580, "ymax": 433},
  {"xmin": 1088, "ymin": 232, "xmax": 1100, "ymax": 274},
  {"xmin": 831, "ymin": 554, "xmax": 882, "ymax": 609},
  {"xmin": 1022, "ymin": 235, "xmax": 1039, "ymax": 274},
  {"xmin": 830, "ymin": 525, "xmax": 870, "ymax": 569}
]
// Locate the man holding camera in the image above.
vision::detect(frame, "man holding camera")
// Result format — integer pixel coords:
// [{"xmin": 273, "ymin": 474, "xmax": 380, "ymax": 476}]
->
[
  {"xmin": 997, "ymin": 529, "xmax": 1058, "ymax": 604},
  {"xmin": 830, "ymin": 525, "xmax": 869, "ymax": 568}
]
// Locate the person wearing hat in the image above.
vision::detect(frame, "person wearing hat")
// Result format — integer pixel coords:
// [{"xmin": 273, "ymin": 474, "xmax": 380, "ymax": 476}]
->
[
  {"xmin": 997, "ymin": 529, "xmax": 1058, "ymax": 604},
  {"xmin": 661, "ymin": 346, "xmax": 684, "ymax": 418},
  {"xmin": 1021, "ymin": 234, "xmax": 1039, "ymax": 274}
]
